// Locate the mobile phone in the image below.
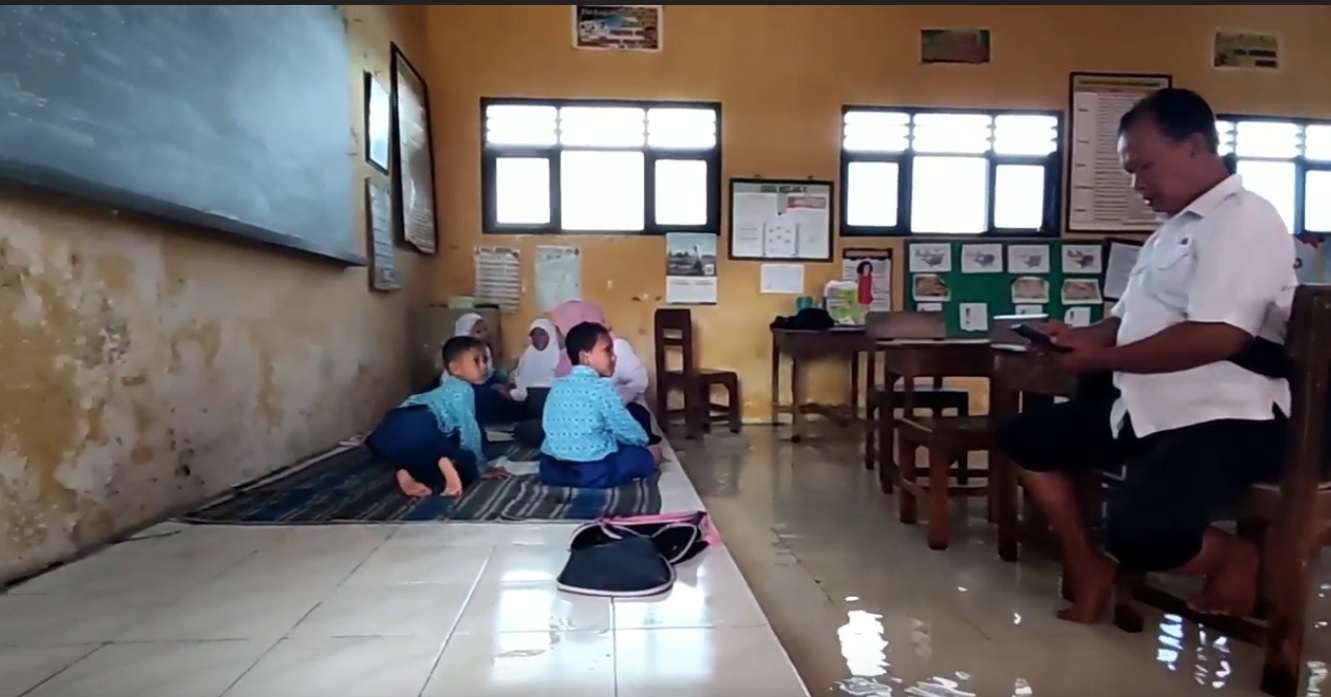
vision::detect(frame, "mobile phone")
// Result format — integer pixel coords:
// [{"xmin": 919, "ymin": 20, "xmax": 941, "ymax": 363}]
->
[{"xmin": 1012, "ymin": 323, "xmax": 1069, "ymax": 352}]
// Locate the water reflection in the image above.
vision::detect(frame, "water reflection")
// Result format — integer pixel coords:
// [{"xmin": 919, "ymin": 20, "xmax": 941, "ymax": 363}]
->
[
  {"xmin": 1153, "ymin": 614, "xmax": 1231, "ymax": 690},
  {"xmin": 839, "ymin": 609, "xmax": 889, "ymax": 678}
]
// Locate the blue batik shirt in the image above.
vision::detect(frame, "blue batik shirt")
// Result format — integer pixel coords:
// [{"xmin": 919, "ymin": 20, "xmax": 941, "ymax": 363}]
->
[
  {"xmin": 541, "ymin": 365, "xmax": 649, "ymax": 462},
  {"xmin": 402, "ymin": 375, "xmax": 486, "ymax": 465}
]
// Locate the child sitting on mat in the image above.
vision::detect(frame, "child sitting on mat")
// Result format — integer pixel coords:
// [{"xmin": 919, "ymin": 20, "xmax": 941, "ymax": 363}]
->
[
  {"xmin": 366, "ymin": 335, "xmax": 508, "ymax": 498},
  {"xmin": 550, "ymin": 300, "xmax": 650, "ymax": 407},
  {"xmin": 452, "ymin": 312, "xmax": 525, "ymax": 424},
  {"xmin": 539, "ymin": 321, "xmax": 663, "ymax": 489}
]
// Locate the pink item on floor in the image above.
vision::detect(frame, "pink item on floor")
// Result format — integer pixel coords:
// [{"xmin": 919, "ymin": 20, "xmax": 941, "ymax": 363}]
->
[{"xmin": 601, "ymin": 510, "xmax": 721, "ymax": 547}]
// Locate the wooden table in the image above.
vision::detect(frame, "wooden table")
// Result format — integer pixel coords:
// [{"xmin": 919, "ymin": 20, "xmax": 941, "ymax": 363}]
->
[
  {"xmin": 770, "ymin": 328, "xmax": 874, "ymax": 442},
  {"xmin": 988, "ymin": 344, "xmax": 1077, "ymax": 562},
  {"xmin": 869, "ymin": 340, "xmax": 994, "ymax": 493}
]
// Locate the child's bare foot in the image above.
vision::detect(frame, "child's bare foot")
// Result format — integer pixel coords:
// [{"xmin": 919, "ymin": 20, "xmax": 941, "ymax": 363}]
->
[
  {"xmin": 648, "ymin": 443, "xmax": 664, "ymax": 465},
  {"xmin": 1057, "ymin": 553, "xmax": 1115, "ymax": 624},
  {"xmin": 437, "ymin": 457, "xmax": 464, "ymax": 497},
  {"xmin": 395, "ymin": 469, "xmax": 432, "ymax": 498},
  {"xmin": 1188, "ymin": 538, "xmax": 1259, "ymax": 617},
  {"xmin": 483, "ymin": 466, "xmax": 512, "ymax": 480}
]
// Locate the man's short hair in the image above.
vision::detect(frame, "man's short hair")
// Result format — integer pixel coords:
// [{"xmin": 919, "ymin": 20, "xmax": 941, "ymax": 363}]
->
[
  {"xmin": 564, "ymin": 321, "xmax": 609, "ymax": 365},
  {"xmin": 1118, "ymin": 87, "xmax": 1220, "ymax": 153},
  {"xmin": 441, "ymin": 335, "xmax": 484, "ymax": 367}
]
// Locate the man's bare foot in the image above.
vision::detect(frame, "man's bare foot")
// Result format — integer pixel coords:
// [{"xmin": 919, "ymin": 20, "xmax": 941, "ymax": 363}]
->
[
  {"xmin": 483, "ymin": 466, "xmax": 512, "ymax": 480},
  {"xmin": 1188, "ymin": 538, "xmax": 1258, "ymax": 617},
  {"xmin": 1057, "ymin": 553, "xmax": 1115, "ymax": 624},
  {"xmin": 395, "ymin": 469, "xmax": 431, "ymax": 498},
  {"xmin": 437, "ymin": 457, "xmax": 464, "ymax": 497}
]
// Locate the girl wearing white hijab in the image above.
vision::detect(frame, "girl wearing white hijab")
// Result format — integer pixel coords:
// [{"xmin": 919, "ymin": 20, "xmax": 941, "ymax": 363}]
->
[{"xmin": 511, "ymin": 319, "xmax": 561, "ymax": 401}]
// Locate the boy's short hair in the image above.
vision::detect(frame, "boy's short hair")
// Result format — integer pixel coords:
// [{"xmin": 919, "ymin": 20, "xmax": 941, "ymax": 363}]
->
[
  {"xmin": 564, "ymin": 321, "xmax": 608, "ymax": 365},
  {"xmin": 441, "ymin": 335, "xmax": 484, "ymax": 370}
]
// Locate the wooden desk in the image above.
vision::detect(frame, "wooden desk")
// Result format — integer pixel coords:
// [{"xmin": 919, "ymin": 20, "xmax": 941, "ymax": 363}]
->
[
  {"xmin": 869, "ymin": 340, "xmax": 993, "ymax": 493},
  {"xmin": 988, "ymin": 345, "xmax": 1077, "ymax": 562},
  {"xmin": 770, "ymin": 328, "xmax": 873, "ymax": 442}
]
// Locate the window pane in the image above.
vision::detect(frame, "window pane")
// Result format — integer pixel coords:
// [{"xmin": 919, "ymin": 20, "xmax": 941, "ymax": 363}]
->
[
  {"xmin": 494, "ymin": 157, "xmax": 550, "ymax": 225},
  {"xmin": 911, "ymin": 156, "xmax": 987, "ymax": 233},
  {"xmin": 993, "ymin": 114, "xmax": 1058, "ymax": 156},
  {"xmin": 1234, "ymin": 120, "xmax": 1299, "ymax": 159},
  {"xmin": 648, "ymin": 108, "xmax": 716, "ymax": 149},
  {"xmin": 654, "ymin": 159, "xmax": 708, "ymax": 226},
  {"xmin": 912, "ymin": 113, "xmax": 991, "ymax": 154},
  {"xmin": 561, "ymin": 150, "xmax": 645, "ymax": 231},
  {"xmin": 1236, "ymin": 159, "xmax": 1295, "ymax": 233},
  {"xmin": 486, "ymin": 104, "xmax": 558, "ymax": 147},
  {"xmin": 1305, "ymin": 170, "xmax": 1331, "ymax": 233},
  {"xmin": 1216, "ymin": 120, "xmax": 1235, "ymax": 156},
  {"xmin": 1306, "ymin": 125, "xmax": 1331, "ymax": 162},
  {"xmin": 559, "ymin": 106, "xmax": 645, "ymax": 147},
  {"xmin": 994, "ymin": 164, "xmax": 1046, "ymax": 229},
  {"xmin": 843, "ymin": 110, "xmax": 910, "ymax": 153},
  {"xmin": 844, "ymin": 161, "xmax": 899, "ymax": 227}
]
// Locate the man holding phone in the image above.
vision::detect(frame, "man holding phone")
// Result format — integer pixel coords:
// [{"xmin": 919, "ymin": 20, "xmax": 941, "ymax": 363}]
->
[{"xmin": 995, "ymin": 88, "xmax": 1296, "ymax": 624}]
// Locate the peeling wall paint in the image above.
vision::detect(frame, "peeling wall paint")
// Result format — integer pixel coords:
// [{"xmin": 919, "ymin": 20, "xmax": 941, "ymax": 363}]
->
[{"xmin": 0, "ymin": 5, "xmax": 428, "ymax": 582}]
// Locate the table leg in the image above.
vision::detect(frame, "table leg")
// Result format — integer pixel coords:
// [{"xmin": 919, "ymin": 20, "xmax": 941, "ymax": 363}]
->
[
  {"xmin": 863, "ymin": 349, "xmax": 878, "ymax": 470},
  {"xmin": 770, "ymin": 335, "xmax": 780, "ymax": 426},
  {"xmin": 791, "ymin": 355, "xmax": 807, "ymax": 443},
  {"xmin": 990, "ymin": 378, "xmax": 1021, "ymax": 562},
  {"xmin": 876, "ymin": 368, "xmax": 899, "ymax": 493},
  {"xmin": 849, "ymin": 350, "xmax": 861, "ymax": 422}
]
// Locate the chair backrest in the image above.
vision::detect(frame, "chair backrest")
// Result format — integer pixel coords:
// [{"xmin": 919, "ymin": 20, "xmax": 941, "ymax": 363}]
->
[
  {"xmin": 1279, "ymin": 284, "xmax": 1331, "ymax": 498},
  {"xmin": 653, "ymin": 307, "xmax": 696, "ymax": 376},
  {"xmin": 865, "ymin": 311, "xmax": 947, "ymax": 340}
]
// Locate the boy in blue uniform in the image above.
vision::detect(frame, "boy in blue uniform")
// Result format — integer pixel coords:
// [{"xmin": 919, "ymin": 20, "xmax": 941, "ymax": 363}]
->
[
  {"xmin": 366, "ymin": 335, "xmax": 508, "ymax": 498},
  {"xmin": 539, "ymin": 321, "xmax": 663, "ymax": 488}
]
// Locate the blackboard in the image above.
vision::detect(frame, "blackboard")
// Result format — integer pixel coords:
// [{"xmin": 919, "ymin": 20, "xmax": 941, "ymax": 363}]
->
[{"xmin": 0, "ymin": 6, "xmax": 363, "ymax": 265}]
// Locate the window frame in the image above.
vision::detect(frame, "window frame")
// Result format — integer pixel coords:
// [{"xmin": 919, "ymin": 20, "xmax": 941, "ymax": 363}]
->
[
  {"xmin": 480, "ymin": 97, "xmax": 723, "ymax": 235},
  {"xmin": 838, "ymin": 105, "xmax": 1064, "ymax": 238},
  {"xmin": 1215, "ymin": 112, "xmax": 1331, "ymax": 235}
]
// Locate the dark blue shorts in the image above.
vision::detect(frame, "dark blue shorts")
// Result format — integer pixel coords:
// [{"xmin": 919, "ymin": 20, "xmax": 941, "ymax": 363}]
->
[
  {"xmin": 365, "ymin": 406, "xmax": 479, "ymax": 493},
  {"xmin": 538, "ymin": 445, "xmax": 656, "ymax": 489}
]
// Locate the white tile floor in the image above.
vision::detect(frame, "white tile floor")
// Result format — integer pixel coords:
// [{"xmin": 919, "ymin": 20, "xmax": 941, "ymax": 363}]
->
[{"xmin": 0, "ymin": 443, "xmax": 809, "ymax": 697}]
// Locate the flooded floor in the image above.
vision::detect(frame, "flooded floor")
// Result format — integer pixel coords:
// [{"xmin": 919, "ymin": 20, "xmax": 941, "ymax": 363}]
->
[{"xmin": 675, "ymin": 427, "xmax": 1331, "ymax": 697}]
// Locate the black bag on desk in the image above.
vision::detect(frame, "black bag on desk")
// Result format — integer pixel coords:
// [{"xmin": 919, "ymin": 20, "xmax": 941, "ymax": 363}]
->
[{"xmin": 770, "ymin": 307, "xmax": 834, "ymax": 331}]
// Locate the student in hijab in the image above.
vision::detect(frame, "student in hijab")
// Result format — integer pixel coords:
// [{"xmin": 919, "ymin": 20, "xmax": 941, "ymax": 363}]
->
[
  {"xmin": 452, "ymin": 312, "xmax": 522, "ymax": 424},
  {"xmin": 511, "ymin": 319, "xmax": 561, "ymax": 406},
  {"xmin": 549, "ymin": 300, "xmax": 650, "ymax": 407}
]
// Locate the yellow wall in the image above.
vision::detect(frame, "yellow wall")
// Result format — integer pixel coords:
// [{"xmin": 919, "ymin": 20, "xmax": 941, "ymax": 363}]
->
[
  {"xmin": 0, "ymin": 6, "xmax": 427, "ymax": 581},
  {"xmin": 424, "ymin": 5, "xmax": 1331, "ymax": 419}
]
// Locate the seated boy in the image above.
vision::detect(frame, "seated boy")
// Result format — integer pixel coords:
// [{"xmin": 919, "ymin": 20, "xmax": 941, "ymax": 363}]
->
[
  {"xmin": 366, "ymin": 335, "xmax": 507, "ymax": 498},
  {"xmin": 539, "ymin": 321, "xmax": 663, "ymax": 489}
]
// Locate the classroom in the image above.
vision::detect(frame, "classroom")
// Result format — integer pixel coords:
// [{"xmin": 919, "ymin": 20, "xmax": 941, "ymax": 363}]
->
[{"xmin": 0, "ymin": 5, "xmax": 1328, "ymax": 696}]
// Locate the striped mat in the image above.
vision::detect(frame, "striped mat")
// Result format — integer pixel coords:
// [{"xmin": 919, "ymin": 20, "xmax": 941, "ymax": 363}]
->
[{"xmin": 179, "ymin": 439, "xmax": 661, "ymax": 524}]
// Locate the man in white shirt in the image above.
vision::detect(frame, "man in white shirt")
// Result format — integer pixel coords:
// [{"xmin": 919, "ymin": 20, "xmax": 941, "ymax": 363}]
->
[{"xmin": 995, "ymin": 88, "xmax": 1296, "ymax": 624}]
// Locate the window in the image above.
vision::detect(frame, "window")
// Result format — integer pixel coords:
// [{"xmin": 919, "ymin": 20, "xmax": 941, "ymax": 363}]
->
[
  {"xmin": 839, "ymin": 107, "xmax": 1062, "ymax": 236},
  {"xmin": 481, "ymin": 99, "xmax": 721, "ymax": 234},
  {"xmin": 1218, "ymin": 115, "xmax": 1331, "ymax": 234}
]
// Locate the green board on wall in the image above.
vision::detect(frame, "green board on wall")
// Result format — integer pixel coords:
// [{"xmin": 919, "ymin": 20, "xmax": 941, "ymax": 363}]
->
[{"xmin": 904, "ymin": 240, "xmax": 1106, "ymax": 337}]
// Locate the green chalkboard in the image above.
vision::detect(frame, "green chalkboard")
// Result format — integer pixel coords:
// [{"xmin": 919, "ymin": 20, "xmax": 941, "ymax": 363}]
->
[{"xmin": 904, "ymin": 240, "xmax": 1105, "ymax": 337}]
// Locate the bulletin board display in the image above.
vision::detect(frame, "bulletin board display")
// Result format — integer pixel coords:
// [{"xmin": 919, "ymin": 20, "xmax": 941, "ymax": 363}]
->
[{"xmin": 904, "ymin": 240, "xmax": 1106, "ymax": 338}]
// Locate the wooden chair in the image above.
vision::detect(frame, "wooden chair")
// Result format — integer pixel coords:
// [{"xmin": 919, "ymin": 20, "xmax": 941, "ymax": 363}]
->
[
  {"xmin": 1105, "ymin": 284, "xmax": 1331, "ymax": 697},
  {"xmin": 896, "ymin": 414, "xmax": 993, "ymax": 549},
  {"xmin": 863, "ymin": 311, "xmax": 972, "ymax": 480},
  {"xmin": 653, "ymin": 308, "xmax": 741, "ymax": 439}
]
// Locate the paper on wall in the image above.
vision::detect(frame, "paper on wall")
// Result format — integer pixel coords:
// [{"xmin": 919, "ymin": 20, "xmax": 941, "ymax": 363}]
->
[
  {"xmin": 760, "ymin": 263, "xmax": 804, "ymax": 294},
  {"xmin": 535, "ymin": 246, "xmax": 582, "ymax": 311},
  {"xmin": 474, "ymin": 246, "xmax": 521, "ymax": 312}
]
